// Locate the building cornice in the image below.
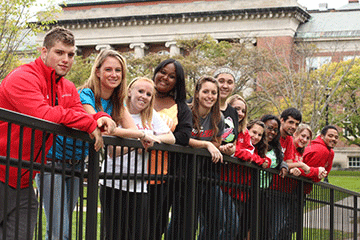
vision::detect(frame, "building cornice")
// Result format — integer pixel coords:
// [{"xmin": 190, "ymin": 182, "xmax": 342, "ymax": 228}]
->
[{"xmin": 49, "ymin": 6, "xmax": 310, "ymax": 30}]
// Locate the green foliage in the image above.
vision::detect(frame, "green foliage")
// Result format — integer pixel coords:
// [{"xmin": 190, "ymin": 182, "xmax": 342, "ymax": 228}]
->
[
  {"xmin": 66, "ymin": 54, "xmax": 96, "ymax": 87},
  {"xmin": 0, "ymin": 0, "xmax": 60, "ymax": 81}
]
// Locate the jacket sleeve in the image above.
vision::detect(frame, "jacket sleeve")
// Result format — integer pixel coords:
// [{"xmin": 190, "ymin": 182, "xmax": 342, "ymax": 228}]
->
[
  {"xmin": 2, "ymin": 72, "xmax": 99, "ymax": 134},
  {"xmin": 234, "ymin": 148, "xmax": 266, "ymax": 166},
  {"xmin": 300, "ymin": 148, "xmax": 324, "ymax": 182},
  {"xmin": 174, "ymin": 101, "xmax": 193, "ymax": 146}
]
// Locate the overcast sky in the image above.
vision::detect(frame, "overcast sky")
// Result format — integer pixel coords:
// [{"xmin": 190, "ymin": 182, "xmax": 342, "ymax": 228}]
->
[{"xmin": 297, "ymin": 0, "xmax": 349, "ymax": 10}]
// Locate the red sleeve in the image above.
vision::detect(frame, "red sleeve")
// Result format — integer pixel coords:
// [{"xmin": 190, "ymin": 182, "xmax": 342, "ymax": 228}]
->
[
  {"xmin": 1, "ymin": 73, "xmax": 101, "ymax": 134},
  {"xmin": 283, "ymin": 136, "xmax": 295, "ymax": 161}
]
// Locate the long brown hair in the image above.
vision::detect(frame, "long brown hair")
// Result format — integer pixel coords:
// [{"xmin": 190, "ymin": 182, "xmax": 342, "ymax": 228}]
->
[
  {"xmin": 190, "ymin": 76, "xmax": 221, "ymax": 143},
  {"xmin": 78, "ymin": 49, "xmax": 127, "ymax": 124},
  {"xmin": 247, "ymin": 119, "xmax": 268, "ymax": 158}
]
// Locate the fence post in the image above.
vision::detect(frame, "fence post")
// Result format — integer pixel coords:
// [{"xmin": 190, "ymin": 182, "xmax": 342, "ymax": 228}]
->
[
  {"xmin": 85, "ymin": 144, "xmax": 100, "ymax": 239},
  {"xmin": 329, "ymin": 188, "xmax": 334, "ymax": 240},
  {"xmin": 250, "ymin": 167, "xmax": 259, "ymax": 240},
  {"xmin": 297, "ymin": 180, "xmax": 304, "ymax": 240},
  {"xmin": 354, "ymin": 195, "xmax": 358, "ymax": 240},
  {"xmin": 184, "ymin": 154, "xmax": 197, "ymax": 240}
]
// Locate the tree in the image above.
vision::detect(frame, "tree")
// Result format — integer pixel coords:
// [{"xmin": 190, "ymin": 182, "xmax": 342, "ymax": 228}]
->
[
  {"xmin": 327, "ymin": 58, "xmax": 360, "ymax": 146},
  {"xmin": 250, "ymin": 42, "xmax": 359, "ymax": 133},
  {"xmin": 0, "ymin": 0, "xmax": 59, "ymax": 80}
]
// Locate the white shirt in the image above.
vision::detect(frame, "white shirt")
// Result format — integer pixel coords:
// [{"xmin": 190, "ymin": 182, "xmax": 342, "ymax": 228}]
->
[{"xmin": 101, "ymin": 110, "xmax": 170, "ymax": 192}]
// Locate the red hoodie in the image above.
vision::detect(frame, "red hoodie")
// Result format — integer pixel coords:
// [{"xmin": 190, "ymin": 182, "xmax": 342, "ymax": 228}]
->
[
  {"xmin": 0, "ymin": 57, "xmax": 110, "ymax": 188},
  {"xmin": 221, "ymin": 129, "xmax": 271, "ymax": 201},
  {"xmin": 301, "ymin": 135, "xmax": 334, "ymax": 183}
]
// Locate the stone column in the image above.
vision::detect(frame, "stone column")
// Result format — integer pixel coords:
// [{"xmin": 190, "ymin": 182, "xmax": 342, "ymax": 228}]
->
[
  {"xmin": 129, "ymin": 42, "xmax": 146, "ymax": 58},
  {"xmin": 165, "ymin": 41, "xmax": 180, "ymax": 56},
  {"xmin": 95, "ymin": 44, "xmax": 112, "ymax": 51}
]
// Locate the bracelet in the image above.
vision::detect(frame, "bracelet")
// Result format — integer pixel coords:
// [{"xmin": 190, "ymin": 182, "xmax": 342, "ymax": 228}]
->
[{"xmin": 140, "ymin": 132, "xmax": 146, "ymax": 140}]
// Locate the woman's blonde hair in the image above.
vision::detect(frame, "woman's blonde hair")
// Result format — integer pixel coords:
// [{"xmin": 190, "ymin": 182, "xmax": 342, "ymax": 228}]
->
[
  {"xmin": 78, "ymin": 49, "xmax": 127, "ymax": 124},
  {"xmin": 126, "ymin": 77, "xmax": 155, "ymax": 129},
  {"xmin": 226, "ymin": 94, "xmax": 248, "ymax": 133},
  {"xmin": 294, "ymin": 123, "xmax": 313, "ymax": 154}
]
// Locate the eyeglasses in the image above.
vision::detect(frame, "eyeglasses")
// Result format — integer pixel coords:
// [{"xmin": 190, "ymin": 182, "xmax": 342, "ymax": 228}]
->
[{"xmin": 266, "ymin": 126, "xmax": 278, "ymax": 133}]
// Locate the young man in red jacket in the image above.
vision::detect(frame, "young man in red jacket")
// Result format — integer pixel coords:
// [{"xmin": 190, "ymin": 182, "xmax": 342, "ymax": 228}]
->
[
  {"xmin": 0, "ymin": 27, "xmax": 115, "ymax": 239},
  {"xmin": 301, "ymin": 125, "xmax": 339, "ymax": 184}
]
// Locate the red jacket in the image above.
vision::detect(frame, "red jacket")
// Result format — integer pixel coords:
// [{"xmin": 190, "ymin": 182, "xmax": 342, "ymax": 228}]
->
[
  {"xmin": 221, "ymin": 130, "xmax": 271, "ymax": 201},
  {"xmin": 0, "ymin": 57, "xmax": 110, "ymax": 188},
  {"xmin": 301, "ymin": 135, "xmax": 334, "ymax": 183}
]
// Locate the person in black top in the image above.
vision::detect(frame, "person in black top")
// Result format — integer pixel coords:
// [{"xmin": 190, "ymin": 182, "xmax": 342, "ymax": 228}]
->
[
  {"xmin": 148, "ymin": 59, "xmax": 193, "ymax": 240},
  {"xmin": 213, "ymin": 67, "xmax": 239, "ymax": 156}
]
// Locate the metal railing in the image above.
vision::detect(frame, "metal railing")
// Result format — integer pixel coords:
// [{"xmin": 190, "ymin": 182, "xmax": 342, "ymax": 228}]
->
[{"xmin": 0, "ymin": 108, "xmax": 359, "ymax": 240}]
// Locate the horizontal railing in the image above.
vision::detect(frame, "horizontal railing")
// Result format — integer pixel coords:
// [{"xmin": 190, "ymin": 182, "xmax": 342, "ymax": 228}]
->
[{"xmin": 0, "ymin": 107, "xmax": 359, "ymax": 240}]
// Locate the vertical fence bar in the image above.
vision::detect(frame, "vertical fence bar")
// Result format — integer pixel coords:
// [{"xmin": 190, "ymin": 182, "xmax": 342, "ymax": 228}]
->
[
  {"xmin": 86, "ymin": 144, "xmax": 100, "ymax": 240},
  {"xmin": 354, "ymin": 195, "xmax": 358, "ymax": 240},
  {"xmin": 329, "ymin": 188, "xmax": 334, "ymax": 240},
  {"xmin": 184, "ymin": 154, "xmax": 197, "ymax": 240},
  {"xmin": 297, "ymin": 180, "xmax": 304, "ymax": 240},
  {"xmin": 250, "ymin": 167, "xmax": 259, "ymax": 240}
]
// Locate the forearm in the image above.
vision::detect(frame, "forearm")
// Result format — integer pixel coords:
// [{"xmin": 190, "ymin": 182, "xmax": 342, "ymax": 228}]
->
[
  {"xmin": 157, "ymin": 132, "xmax": 176, "ymax": 145},
  {"xmin": 112, "ymin": 128, "xmax": 144, "ymax": 139},
  {"xmin": 189, "ymin": 138, "xmax": 209, "ymax": 149}
]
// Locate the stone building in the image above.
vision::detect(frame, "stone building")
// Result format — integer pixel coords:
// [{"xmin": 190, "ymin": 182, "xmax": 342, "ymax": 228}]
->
[{"xmin": 39, "ymin": 0, "xmax": 360, "ymax": 169}]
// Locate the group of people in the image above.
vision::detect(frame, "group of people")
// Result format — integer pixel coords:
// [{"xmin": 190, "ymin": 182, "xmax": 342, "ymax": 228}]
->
[{"xmin": 0, "ymin": 26, "xmax": 340, "ymax": 240}]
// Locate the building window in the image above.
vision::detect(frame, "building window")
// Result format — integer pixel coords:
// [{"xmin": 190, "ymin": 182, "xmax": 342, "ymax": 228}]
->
[
  {"xmin": 348, "ymin": 156, "xmax": 360, "ymax": 168},
  {"xmin": 306, "ymin": 56, "xmax": 331, "ymax": 71},
  {"xmin": 343, "ymin": 56, "xmax": 360, "ymax": 61}
]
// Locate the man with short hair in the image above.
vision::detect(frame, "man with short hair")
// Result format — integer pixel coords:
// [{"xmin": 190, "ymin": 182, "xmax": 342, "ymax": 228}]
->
[
  {"xmin": 301, "ymin": 125, "xmax": 339, "ymax": 182},
  {"xmin": 0, "ymin": 27, "xmax": 115, "ymax": 239},
  {"xmin": 279, "ymin": 107, "xmax": 302, "ymax": 162}
]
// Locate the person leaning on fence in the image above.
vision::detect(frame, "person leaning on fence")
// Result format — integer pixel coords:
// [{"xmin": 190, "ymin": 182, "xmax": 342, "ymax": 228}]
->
[
  {"xmin": 300, "ymin": 125, "xmax": 339, "ymax": 190},
  {"xmin": 0, "ymin": 27, "xmax": 115, "ymax": 240},
  {"xmin": 76, "ymin": 50, "xmax": 159, "ymax": 240},
  {"xmin": 186, "ymin": 76, "xmax": 231, "ymax": 240},
  {"xmin": 101, "ymin": 77, "xmax": 175, "ymax": 240},
  {"xmin": 259, "ymin": 114, "xmax": 289, "ymax": 240},
  {"xmin": 149, "ymin": 59, "xmax": 193, "ymax": 240},
  {"xmin": 214, "ymin": 67, "xmax": 239, "ymax": 156}
]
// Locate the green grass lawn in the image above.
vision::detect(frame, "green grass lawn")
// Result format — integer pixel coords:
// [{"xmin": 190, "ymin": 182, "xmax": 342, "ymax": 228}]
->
[{"xmin": 327, "ymin": 170, "xmax": 360, "ymax": 192}]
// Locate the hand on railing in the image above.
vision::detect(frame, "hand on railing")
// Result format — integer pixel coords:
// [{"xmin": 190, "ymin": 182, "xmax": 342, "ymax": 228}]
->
[
  {"xmin": 279, "ymin": 167, "xmax": 288, "ymax": 178},
  {"xmin": 318, "ymin": 167, "xmax": 328, "ymax": 179},
  {"xmin": 261, "ymin": 159, "xmax": 269, "ymax": 168},
  {"xmin": 90, "ymin": 127, "xmax": 104, "ymax": 152},
  {"xmin": 97, "ymin": 116, "xmax": 117, "ymax": 135},
  {"xmin": 205, "ymin": 142, "xmax": 223, "ymax": 163},
  {"xmin": 289, "ymin": 167, "xmax": 301, "ymax": 177},
  {"xmin": 219, "ymin": 143, "xmax": 235, "ymax": 156},
  {"xmin": 140, "ymin": 133, "xmax": 161, "ymax": 151}
]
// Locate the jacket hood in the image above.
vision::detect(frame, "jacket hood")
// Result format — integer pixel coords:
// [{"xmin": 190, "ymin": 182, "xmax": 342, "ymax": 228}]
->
[{"xmin": 310, "ymin": 135, "xmax": 329, "ymax": 150}]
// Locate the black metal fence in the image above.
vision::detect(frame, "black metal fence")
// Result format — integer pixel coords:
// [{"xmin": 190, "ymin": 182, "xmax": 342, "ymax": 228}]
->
[{"xmin": 0, "ymin": 108, "xmax": 359, "ymax": 240}]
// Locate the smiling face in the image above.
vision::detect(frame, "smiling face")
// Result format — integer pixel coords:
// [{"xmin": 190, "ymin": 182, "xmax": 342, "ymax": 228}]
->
[
  {"xmin": 128, "ymin": 80, "xmax": 154, "ymax": 114},
  {"xmin": 96, "ymin": 56, "xmax": 123, "ymax": 93},
  {"xmin": 153, "ymin": 63, "xmax": 176, "ymax": 95},
  {"xmin": 41, "ymin": 41, "xmax": 75, "ymax": 77},
  {"xmin": 294, "ymin": 129, "xmax": 312, "ymax": 149},
  {"xmin": 196, "ymin": 81, "xmax": 218, "ymax": 111},
  {"xmin": 280, "ymin": 116, "xmax": 300, "ymax": 137},
  {"xmin": 230, "ymin": 99, "xmax": 246, "ymax": 122},
  {"xmin": 264, "ymin": 119, "xmax": 279, "ymax": 143},
  {"xmin": 216, "ymin": 73, "xmax": 235, "ymax": 100},
  {"xmin": 248, "ymin": 123, "xmax": 264, "ymax": 146},
  {"xmin": 321, "ymin": 129, "xmax": 339, "ymax": 149}
]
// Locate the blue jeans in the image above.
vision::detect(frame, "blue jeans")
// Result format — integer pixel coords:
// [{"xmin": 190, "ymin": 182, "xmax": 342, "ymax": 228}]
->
[
  {"xmin": 35, "ymin": 162, "xmax": 81, "ymax": 240},
  {"xmin": 198, "ymin": 185, "xmax": 240, "ymax": 240}
]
